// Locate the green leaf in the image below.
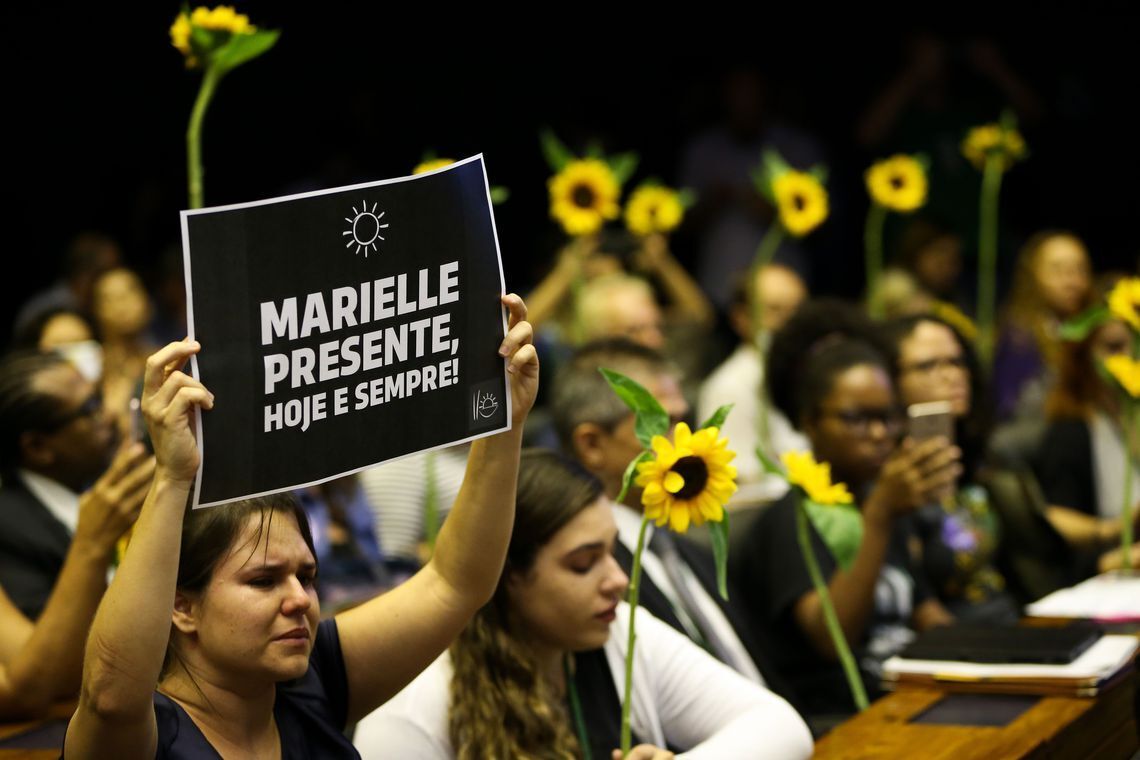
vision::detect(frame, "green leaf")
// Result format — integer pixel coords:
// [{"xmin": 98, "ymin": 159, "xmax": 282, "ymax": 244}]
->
[
  {"xmin": 700, "ymin": 404, "xmax": 734, "ymax": 431},
  {"xmin": 1059, "ymin": 305, "xmax": 1109, "ymax": 341},
  {"xmin": 213, "ymin": 29, "xmax": 280, "ymax": 73},
  {"xmin": 761, "ymin": 150, "xmax": 791, "ymax": 182},
  {"xmin": 539, "ymin": 129, "xmax": 575, "ymax": 172},
  {"xmin": 608, "ymin": 151, "xmax": 640, "ymax": 185},
  {"xmin": 804, "ymin": 499, "xmax": 863, "ymax": 572},
  {"xmin": 750, "ymin": 163, "xmax": 775, "ymax": 203},
  {"xmin": 490, "ymin": 186, "xmax": 510, "ymax": 205},
  {"xmin": 809, "ymin": 163, "xmax": 829, "ymax": 186},
  {"xmin": 584, "ymin": 141, "xmax": 604, "ymax": 159},
  {"xmin": 708, "ymin": 515, "xmax": 731, "ymax": 600},
  {"xmin": 599, "ymin": 368, "xmax": 669, "ymax": 448},
  {"xmin": 616, "ymin": 450, "xmax": 653, "ymax": 505},
  {"xmin": 756, "ymin": 447, "xmax": 785, "ymax": 478},
  {"xmin": 999, "ymin": 108, "xmax": 1019, "ymax": 132},
  {"xmin": 914, "ymin": 152, "xmax": 932, "ymax": 172},
  {"xmin": 677, "ymin": 188, "xmax": 697, "ymax": 208}
]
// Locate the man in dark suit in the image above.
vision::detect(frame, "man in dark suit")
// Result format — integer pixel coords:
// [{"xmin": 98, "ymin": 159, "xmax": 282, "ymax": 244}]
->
[
  {"xmin": 551, "ymin": 339, "xmax": 802, "ymax": 710},
  {"xmin": 0, "ymin": 351, "xmax": 151, "ymax": 618}
]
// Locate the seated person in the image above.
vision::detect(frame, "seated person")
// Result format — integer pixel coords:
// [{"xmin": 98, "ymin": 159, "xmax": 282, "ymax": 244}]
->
[
  {"xmin": 1034, "ymin": 314, "xmax": 1140, "ymax": 575},
  {"xmin": 63, "ymin": 296, "xmax": 538, "ymax": 758},
  {"xmin": 879, "ymin": 314, "xmax": 1018, "ymax": 622},
  {"xmin": 0, "ymin": 443, "xmax": 144, "ymax": 719},
  {"xmin": 550, "ymin": 339, "xmax": 799, "ymax": 706},
  {"xmin": 698, "ymin": 263, "xmax": 809, "ymax": 505},
  {"xmin": 732, "ymin": 300, "xmax": 958, "ymax": 719},
  {"xmin": 354, "ymin": 450, "xmax": 812, "ymax": 759},
  {"xmin": 0, "ymin": 351, "xmax": 153, "ymax": 618}
]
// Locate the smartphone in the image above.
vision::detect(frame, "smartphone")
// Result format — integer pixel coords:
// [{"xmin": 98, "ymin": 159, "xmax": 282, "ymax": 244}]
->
[{"xmin": 907, "ymin": 401, "xmax": 955, "ymax": 444}]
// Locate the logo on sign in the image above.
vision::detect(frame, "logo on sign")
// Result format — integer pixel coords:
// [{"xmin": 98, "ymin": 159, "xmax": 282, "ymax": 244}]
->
[
  {"xmin": 342, "ymin": 199, "xmax": 389, "ymax": 257},
  {"xmin": 473, "ymin": 391, "xmax": 499, "ymax": 421}
]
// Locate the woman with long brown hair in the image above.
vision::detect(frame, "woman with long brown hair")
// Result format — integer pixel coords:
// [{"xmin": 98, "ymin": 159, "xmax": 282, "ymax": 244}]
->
[
  {"xmin": 63, "ymin": 295, "xmax": 539, "ymax": 759},
  {"xmin": 355, "ymin": 450, "xmax": 811, "ymax": 759}
]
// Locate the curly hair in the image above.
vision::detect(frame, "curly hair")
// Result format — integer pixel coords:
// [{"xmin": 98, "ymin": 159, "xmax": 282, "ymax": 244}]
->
[
  {"xmin": 766, "ymin": 299, "xmax": 892, "ymax": 428},
  {"xmin": 447, "ymin": 450, "xmax": 602, "ymax": 759}
]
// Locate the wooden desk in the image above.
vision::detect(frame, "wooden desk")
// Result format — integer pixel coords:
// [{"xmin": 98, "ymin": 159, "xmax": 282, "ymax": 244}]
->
[{"xmin": 814, "ymin": 671, "xmax": 1137, "ymax": 759}]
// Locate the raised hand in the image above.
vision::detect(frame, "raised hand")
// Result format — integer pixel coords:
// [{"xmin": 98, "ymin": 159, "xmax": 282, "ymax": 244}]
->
[
  {"xmin": 73, "ymin": 443, "xmax": 155, "ymax": 554},
  {"xmin": 141, "ymin": 340, "xmax": 214, "ymax": 485},
  {"xmin": 612, "ymin": 745, "xmax": 675, "ymax": 760},
  {"xmin": 868, "ymin": 437, "xmax": 962, "ymax": 522},
  {"xmin": 498, "ymin": 294, "xmax": 538, "ymax": 426}
]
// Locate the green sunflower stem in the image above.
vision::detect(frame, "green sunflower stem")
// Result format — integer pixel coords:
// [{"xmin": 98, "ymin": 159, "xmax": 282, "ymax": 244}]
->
[
  {"xmin": 748, "ymin": 225, "xmax": 785, "ymax": 457},
  {"xmin": 795, "ymin": 499, "xmax": 868, "ymax": 711},
  {"xmin": 423, "ymin": 451, "xmax": 439, "ymax": 556},
  {"xmin": 976, "ymin": 155, "xmax": 1005, "ymax": 370},
  {"xmin": 865, "ymin": 203, "xmax": 888, "ymax": 320},
  {"xmin": 620, "ymin": 516, "xmax": 650, "ymax": 757},
  {"xmin": 186, "ymin": 65, "xmax": 223, "ymax": 210},
  {"xmin": 1122, "ymin": 400, "xmax": 1135, "ymax": 572}
]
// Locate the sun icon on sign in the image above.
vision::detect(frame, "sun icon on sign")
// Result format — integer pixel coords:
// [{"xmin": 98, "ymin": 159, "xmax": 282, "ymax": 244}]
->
[{"xmin": 343, "ymin": 200, "xmax": 389, "ymax": 257}]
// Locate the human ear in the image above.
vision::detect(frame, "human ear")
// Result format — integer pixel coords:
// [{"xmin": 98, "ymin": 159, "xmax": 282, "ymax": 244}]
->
[
  {"xmin": 18, "ymin": 431, "xmax": 55, "ymax": 469},
  {"xmin": 571, "ymin": 423, "xmax": 608, "ymax": 471},
  {"xmin": 171, "ymin": 591, "xmax": 199, "ymax": 635}
]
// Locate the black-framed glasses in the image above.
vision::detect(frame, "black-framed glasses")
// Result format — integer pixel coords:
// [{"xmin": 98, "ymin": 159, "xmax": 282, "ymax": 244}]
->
[
  {"xmin": 40, "ymin": 392, "xmax": 104, "ymax": 432},
  {"xmin": 819, "ymin": 406, "xmax": 904, "ymax": 436},
  {"xmin": 900, "ymin": 355, "xmax": 968, "ymax": 375}
]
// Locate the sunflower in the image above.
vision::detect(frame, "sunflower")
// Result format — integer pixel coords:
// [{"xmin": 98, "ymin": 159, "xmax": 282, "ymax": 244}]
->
[
  {"xmin": 962, "ymin": 124, "xmax": 1026, "ymax": 171},
  {"xmin": 170, "ymin": 5, "xmax": 256, "ymax": 67},
  {"xmin": 413, "ymin": 158, "xmax": 455, "ymax": 175},
  {"xmin": 780, "ymin": 451, "xmax": 854, "ymax": 506},
  {"xmin": 1107, "ymin": 277, "xmax": 1140, "ymax": 332},
  {"xmin": 625, "ymin": 185, "xmax": 685, "ymax": 236},
  {"xmin": 1105, "ymin": 355, "xmax": 1140, "ymax": 399},
  {"xmin": 865, "ymin": 155, "xmax": 927, "ymax": 213},
  {"xmin": 548, "ymin": 159, "xmax": 621, "ymax": 236},
  {"xmin": 635, "ymin": 423, "xmax": 737, "ymax": 534},
  {"xmin": 772, "ymin": 171, "xmax": 828, "ymax": 237}
]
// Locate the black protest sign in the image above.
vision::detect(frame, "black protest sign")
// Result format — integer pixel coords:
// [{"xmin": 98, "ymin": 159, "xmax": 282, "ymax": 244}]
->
[{"xmin": 180, "ymin": 155, "xmax": 509, "ymax": 507}]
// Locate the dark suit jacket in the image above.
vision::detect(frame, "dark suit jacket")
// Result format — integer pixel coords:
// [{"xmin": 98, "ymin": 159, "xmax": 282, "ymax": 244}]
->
[
  {"xmin": 0, "ymin": 473, "xmax": 73, "ymax": 619},
  {"xmin": 613, "ymin": 534, "xmax": 804, "ymax": 715}
]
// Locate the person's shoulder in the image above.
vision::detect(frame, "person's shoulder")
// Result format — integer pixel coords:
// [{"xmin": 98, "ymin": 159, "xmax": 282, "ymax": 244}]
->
[{"xmin": 353, "ymin": 653, "xmax": 453, "ymax": 757}]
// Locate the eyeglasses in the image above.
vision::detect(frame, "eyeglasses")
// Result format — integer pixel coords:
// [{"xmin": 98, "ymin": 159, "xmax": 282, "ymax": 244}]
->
[
  {"xmin": 900, "ymin": 355, "xmax": 968, "ymax": 375},
  {"xmin": 41, "ymin": 392, "xmax": 104, "ymax": 432},
  {"xmin": 819, "ymin": 407, "xmax": 904, "ymax": 436}
]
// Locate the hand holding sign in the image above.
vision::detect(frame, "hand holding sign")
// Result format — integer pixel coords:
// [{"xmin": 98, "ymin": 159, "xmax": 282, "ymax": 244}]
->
[
  {"xmin": 499, "ymin": 293, "xmax": 538, "ymax": 426},
  {"xmin": 142, "ymin": 340, "xmax": 215, "ymax": 487}
]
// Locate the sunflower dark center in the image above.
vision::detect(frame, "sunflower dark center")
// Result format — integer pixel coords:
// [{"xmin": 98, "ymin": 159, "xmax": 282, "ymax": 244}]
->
[
  {"xmin": 889, "ymin": 175, "xmax": 905, "ymax": 189},
  {"xmin": 792, "ymin": 194, "xmax": 806, "ymax": 211},
  {"xmin": 572, "ymin": 184, "xmax": 596, "ymax": 208},
  {"xmin": 670, "ymin": 456, "xmax": 709, "ymax": 500}
]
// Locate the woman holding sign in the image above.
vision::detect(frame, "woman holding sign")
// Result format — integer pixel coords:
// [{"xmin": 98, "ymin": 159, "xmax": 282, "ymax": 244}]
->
[{"xmin": 63, "ymin": 295, "xmax": 538, "ymax": 759}]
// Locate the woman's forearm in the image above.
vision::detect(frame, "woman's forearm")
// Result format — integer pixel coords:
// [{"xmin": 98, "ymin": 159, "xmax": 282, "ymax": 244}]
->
[
  {"xmin": 0, "ymin": 539, "xmax": 110, "ymax": 717},
  {"xmin": 795, "ymin": 511, "xmax": 892, "ymax": 659},
  {"xmin": 80, "ymin": 475, "xmax": 189, "ymax": 719},
  {"xmin": 428, "ymin": 427, "xmax": 522, "ymax": 610}
]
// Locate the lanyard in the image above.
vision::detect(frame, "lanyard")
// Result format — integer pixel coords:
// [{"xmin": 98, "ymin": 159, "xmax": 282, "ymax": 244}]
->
[{"xmin": 564, "ymin": 655, "xmax": 592, "ymax": 760}]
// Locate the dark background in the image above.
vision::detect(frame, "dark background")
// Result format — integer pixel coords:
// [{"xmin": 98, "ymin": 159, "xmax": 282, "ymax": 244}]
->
[{"xmin": 4, "ymin": 8, "xmax": 1137, "ymax": 349}]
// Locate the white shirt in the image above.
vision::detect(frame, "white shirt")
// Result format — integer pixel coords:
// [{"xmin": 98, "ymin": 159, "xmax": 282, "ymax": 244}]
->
[
  {"xmin": 19, "ymin": 469, "xmax": 80, "ymax": 533},
  {"xmin": 353, "ymin": 603, "xmax": 812, "ymax": 759},
  {"xmin": 611, "ymin": 503, "xmax": 764, "ymax": 685},
  {"xmin": 697, "ymin": 344, "xmax": 810, "ymax": 506}
]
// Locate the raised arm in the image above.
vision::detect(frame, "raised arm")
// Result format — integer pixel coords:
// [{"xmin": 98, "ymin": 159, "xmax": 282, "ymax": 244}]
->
[
  {"xmin": 793, "ymin": 437, "xmax": 960, "ymax": 659},
  {"xmin": 0, "ymin": 444, "xmax": 152, "ymax": 719},
  {"xmin": 632, "ymin": 234, "xmax": 714, "ymax": 330},
  {"xmin": 66, "ymin": 341, "xmax": 212, "ymax": 759},
  {"xmin": 337, "ymin": 294, "xmax": 538, "ymax": 723}
]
